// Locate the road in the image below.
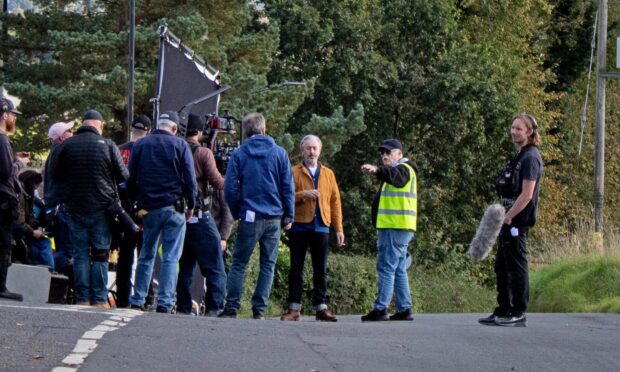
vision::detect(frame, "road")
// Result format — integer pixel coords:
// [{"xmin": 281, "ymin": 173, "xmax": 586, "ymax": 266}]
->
[{"xmin": 1, "ymin": 299, "xmax": 619, "ymax": 371}]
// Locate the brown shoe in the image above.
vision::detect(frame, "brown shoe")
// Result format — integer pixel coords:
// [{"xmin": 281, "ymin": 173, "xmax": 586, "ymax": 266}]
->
[
  {"xmin": 316, "ymin": 309, "xmax": 337, "ymax": 322},
  {"xmin": 76, "ymin": 301, "xmax": 90, "ymax": 306},
  {"xmin": 280, "ymin": 309, "xmax": 300, "ymax": 321},
  {"xmin": 92, "ymin": 303, "xmax": 111, "ymax": 309}
]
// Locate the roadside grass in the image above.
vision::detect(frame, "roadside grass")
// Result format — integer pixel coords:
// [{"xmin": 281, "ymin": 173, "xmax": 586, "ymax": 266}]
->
[
  {"xmin": 528, "ymin": 223, "xmax": 620, "ymax": 313},
  {"xmin": 529, "ymin": 254, "xmax": 620, "ymax": 313}
]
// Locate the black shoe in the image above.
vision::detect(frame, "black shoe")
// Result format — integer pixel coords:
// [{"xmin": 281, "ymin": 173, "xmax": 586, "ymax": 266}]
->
[
  {"xmin": 252, "ymin": 310, "xmax": 265, "ymax": 320},
  {"xmin": 130, "ymin": 304, "xmax": 145, "ymax": 311},
  {"xmin": 478, "ymin": 314, "xmax": 498, "ymax": 325},
  {"xmin": 218, "ymin": 308, "xmax": 237, "ymax": 318},
  {"xmin": 390, "ymin": 308, "xmax": 414, "ymax": 321},
  {"xmin": 156, "ymin": 306, "xmax": 171, "ymax": 314},
  {"xmin": 205, "ymin": 309, "xmax": 220, "ymax": 317},
  {"xmin": 0, "ymin": 289, "xmax": 23, "ymax": 302},
  {"xmin": 361, "ymin": 309, "xmax": 388, "ymax": 322},
  {"xmin": 495, "ymin": 314, "xmax": 527, "ymax": 327}
]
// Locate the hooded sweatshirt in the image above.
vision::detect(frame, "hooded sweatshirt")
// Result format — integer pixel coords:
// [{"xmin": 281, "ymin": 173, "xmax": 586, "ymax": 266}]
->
[{"xmin": 224, "ymin": 134, "xmax": 294, "ymax": 222}]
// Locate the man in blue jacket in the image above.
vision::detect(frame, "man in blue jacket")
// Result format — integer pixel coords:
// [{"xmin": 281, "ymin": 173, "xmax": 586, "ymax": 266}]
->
[
  {"xmin": 219, "ymin": 112, "xmax": 294, "ymax": 319},
  {"xmin": 127, "ymin": 111, "xmax": 196, "ymax": 313}
]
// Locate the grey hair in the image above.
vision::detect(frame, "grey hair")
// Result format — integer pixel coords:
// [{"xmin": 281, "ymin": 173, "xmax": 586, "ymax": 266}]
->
[
  {"xmin": 299, "ymin": 134, "xmax": 322, "ymax": 151},
  {"xmin": 242, "ymin": 112, "xmax": 266, "ymax": 138}
]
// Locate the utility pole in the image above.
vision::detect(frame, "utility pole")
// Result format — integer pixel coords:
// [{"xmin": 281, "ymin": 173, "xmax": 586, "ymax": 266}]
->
[
  {"xmin": 594, "ymin": 0, "xmax": 607, "ymax": 234},
  {"xmin": 127, "ymin": 0, "xmax": 135, "ymax": 141}
]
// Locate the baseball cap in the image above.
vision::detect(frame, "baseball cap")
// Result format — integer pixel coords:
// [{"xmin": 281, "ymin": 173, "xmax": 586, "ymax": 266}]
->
[
  {"xmin": 0, "ymin": 98, "xmax": 22, "ymax": 116},
  {"xmin": 82, "ymin": 109, "xmax": 104, "ymax": 122},
  {"xmin": 48, "ymin": 121, "xmax": 74, "ymax": 141},
  {"xmin": 131, "ymin": 115, "xmax": 151, "ymax": 131},
  {"xmin": 158, "ymin": 111, "xmax": 180, "ymax": 127},
  {"xmin": 378, "ymin": 139, "xmax": 403, "ymax": 152}
]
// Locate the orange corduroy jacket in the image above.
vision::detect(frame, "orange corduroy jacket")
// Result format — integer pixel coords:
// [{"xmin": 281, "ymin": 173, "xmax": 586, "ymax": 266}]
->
[{"xmin": 292, "ymin": 162, "xmax": 343, "ymax": 232}]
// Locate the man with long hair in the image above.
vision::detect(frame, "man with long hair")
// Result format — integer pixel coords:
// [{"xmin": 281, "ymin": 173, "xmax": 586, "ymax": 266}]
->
[{"xmin": 479, "ymin": 113, "xmax": 543, "ymax": 327}]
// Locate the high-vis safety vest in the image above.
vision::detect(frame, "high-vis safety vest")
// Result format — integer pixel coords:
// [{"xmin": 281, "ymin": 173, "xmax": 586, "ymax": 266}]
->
[{"xmin": 376, "ymin": 162, "xmax": 417, "ymax": 230}]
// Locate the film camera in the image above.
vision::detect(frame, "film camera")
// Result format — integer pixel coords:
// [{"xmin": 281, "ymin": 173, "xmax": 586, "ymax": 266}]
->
[{"xmin": 181, "ymin": 109, "xmax": 241, "ymax": 175}]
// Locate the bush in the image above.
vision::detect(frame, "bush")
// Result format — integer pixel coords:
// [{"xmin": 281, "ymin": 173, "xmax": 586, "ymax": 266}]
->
[
  {"xmin": 233, "ymin": 242, "xmax": 494, "ymax": 317},
  {"xmin": 529, "ymin": 255, "xmax": 620, "ymax": 313}
]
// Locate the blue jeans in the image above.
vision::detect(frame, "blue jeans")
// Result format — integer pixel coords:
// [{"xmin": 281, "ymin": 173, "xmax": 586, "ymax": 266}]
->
[
  {"xmin": 29, "ymin": 237, "xmax": 55, "ymax": 271},
  {"xmin": 131, "ymin": 206, "xmax": 186, "ymax": 311},
  {"xmin": 51, "ymin": 205, "xmax": 74, "ymax": 272},
  {"xmin": 373, "ymin": 229, "xmax": 414, "ymax": 312},
  {"xmin": 176, "ymin": 212, "xmax": 226, "ymax": 313},
  {"xmin": 66, "ymin": 211, "xmax": 111, "ymax": 304},
  {"xmin": 224, "ymin": 219, "xmax": 281, "ymax": 314}
]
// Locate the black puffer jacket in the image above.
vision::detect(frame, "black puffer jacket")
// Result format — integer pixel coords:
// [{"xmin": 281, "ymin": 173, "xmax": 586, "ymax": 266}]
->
[{"xmin": 51, "ymin": 126, "xmax": 129, "ymax": 214}]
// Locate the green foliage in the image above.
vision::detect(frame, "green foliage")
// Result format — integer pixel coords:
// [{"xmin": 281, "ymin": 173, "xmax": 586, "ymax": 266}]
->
[
  {"xmin": 235, "ymin": 246, "xmax": 494, "ymax": 317},
  {"xmin": 530, "ymin": 255, "xmax": 620, "ymax": 313}
]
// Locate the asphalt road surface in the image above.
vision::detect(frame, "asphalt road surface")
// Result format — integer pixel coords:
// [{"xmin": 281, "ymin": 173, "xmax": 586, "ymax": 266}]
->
[{"xmin": 1, "ymin": 299, "xmax": 619, "ymax": 371}]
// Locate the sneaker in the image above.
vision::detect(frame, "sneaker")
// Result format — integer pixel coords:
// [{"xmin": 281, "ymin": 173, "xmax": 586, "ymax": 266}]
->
[
  {"xmin": 280, "ymin": 309, "xmax": 300, "ymax": 321},
  {"xmin": 218, "ymin": 308, "xmax": 237, "ymax": 318},
  {"xmin": 495, "ymin": 314, "xmax": 527, "ymax": 327},
  {"xmin": 156, "ymin": 306, "xmax": 171, "ymax": 314},
  {"xmin": 205, "ymin": 309, "xmax": 221, "ymax": 317},
  {"xmin": 361, "ymin": 309, "xmax": 389, "ymax": 322},
  {"xmin": 0, "ymin": 289, "xmax": 23, "ymax": 302},
  {"xmin": 316, "ymin": 309, "xmax": 337, "ymax": 322},
  {"xmin": 252, "ymin": 310, "xmax": 265, "ymax": 320},
  {"xmin": 389, "ymin": 308, "xmax": 414, "ymax": 321},
  {"xmin": 478, "ymin": 314, "xmax": 498, "ymax": 325},
  {"xmin": 130, "ymin": 304, "xmax": 146, "ymax": 311}
]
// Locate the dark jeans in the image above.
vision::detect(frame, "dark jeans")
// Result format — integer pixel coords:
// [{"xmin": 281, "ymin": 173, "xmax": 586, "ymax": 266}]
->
[
  {"xmin": 51, "ymin": 205, "xmax": 74, "ymax": 273},
  {"xmin": 176, "ymin": 213, "xmax": 226, "ymax": 314},
  {"xmin": 494, "ymin": 225, "xmax": 529, "ymax": 316},
  {"xmin": 287, "ymin": 231, "xmax": 329, "ymax": 308},
  {"xmin": 66, "ymin": 211, "xmax": 111, "ymax": 304}
]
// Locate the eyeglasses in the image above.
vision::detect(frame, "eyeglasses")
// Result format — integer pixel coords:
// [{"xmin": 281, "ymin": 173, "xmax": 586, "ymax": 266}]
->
[{"xmin": 379, "ymin": 149, "xmax": 392, "ymax": 155}]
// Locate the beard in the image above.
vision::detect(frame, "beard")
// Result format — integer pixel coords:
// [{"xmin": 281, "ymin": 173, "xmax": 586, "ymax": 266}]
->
[{"xmin": 5, "ymin": 118, "xmax": 16, "ymax": 135}]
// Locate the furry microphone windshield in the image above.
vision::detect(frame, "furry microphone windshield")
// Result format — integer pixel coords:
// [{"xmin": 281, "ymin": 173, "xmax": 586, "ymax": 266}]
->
[{"xmin": 468, "ymin": 204, "xmax": 505, "ymax": 261}]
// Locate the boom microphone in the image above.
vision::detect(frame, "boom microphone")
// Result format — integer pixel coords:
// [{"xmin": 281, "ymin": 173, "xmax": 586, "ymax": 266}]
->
[{"xmin": 468, "ymin": 204, "xmax": 505, "ymax": 261}]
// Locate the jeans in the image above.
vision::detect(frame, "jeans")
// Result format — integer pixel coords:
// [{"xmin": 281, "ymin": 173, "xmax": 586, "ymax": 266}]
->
[
  {"xmin": 176, "ymin": 212, "xmax": 226, "ymax": 314},
  {"xmin": 287, "ymin": 231, "xmax": 329, "ymax": 310},
  {"xmin": 66, "ymin": 211, "xmax": 111, "ymax": 304},
  {"xmin": 131, "ymin": 206, "xmax": 186, "ymax": 311},
  {"xmin": 51, "ymin": 205, "xmax": 74, "ymax": 273},
  {"xmin": 495, "ymin": 225, "xmax": 529, "ymax": 316},
  {"xmin": 373, "ymin": 229, "xmax": 414, "ymax": 312},
  {"xmin": 29, "ymin": 237, "xmax": 55, "ymax": 271},
  {"xmin": 224, "ymin": 218, "xmax": 281, "ymax": 314}
]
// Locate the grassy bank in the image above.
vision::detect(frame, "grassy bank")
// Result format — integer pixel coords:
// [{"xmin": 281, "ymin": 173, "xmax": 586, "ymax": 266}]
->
[{"xmin": 529, "ymin": 255, "xmax": 620, "ymax": 313}]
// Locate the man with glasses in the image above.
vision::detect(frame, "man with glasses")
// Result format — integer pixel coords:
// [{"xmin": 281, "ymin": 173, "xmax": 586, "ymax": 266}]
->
[{"xmin": 360, "ymin": 139, "xmax": 418, "ymax": 322}]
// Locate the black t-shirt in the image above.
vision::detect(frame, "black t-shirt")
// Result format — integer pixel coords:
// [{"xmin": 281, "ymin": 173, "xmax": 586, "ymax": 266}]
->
[{"xmin": 497, "ymin": 145, "xmax": 542, "ymax": 227}]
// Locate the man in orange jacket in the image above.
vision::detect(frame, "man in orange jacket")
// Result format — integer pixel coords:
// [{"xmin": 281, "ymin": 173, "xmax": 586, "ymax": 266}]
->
[{"xmin": 281, "ymin": 134, "xmax": 345, "ymax": 322}]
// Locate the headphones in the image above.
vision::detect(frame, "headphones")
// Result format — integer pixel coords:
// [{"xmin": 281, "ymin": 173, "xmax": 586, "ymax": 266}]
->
[{"xmin": 525, "ymin": 114, "xmax": 538, "ymax": 129}]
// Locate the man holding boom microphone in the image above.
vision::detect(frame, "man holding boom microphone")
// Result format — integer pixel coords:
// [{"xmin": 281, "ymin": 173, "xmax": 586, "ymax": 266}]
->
[{"xmin": 479, "ymin": 113, "xmax": 542, "ymax": 327}]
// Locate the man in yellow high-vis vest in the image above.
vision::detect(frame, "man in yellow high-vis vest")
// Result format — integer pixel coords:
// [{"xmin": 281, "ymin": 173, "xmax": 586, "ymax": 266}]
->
[{"xmin": 360, "ymin": 139, "xmax": 417, "ymax": 322}]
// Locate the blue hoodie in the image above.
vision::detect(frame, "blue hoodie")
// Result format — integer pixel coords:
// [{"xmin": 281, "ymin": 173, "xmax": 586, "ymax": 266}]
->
[{"xmin": 225, "ymin": 134, "xmax": 294, "ymax": 222}]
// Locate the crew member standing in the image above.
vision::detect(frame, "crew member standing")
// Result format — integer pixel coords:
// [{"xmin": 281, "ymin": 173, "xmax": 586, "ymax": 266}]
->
[{"xmin": 479, "ymin": 113, "xmax": 542, "ymax": 327}]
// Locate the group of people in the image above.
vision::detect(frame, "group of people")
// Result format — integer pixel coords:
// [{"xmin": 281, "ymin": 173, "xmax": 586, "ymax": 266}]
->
[{"xmin": 0, "ymin": 96, "xmax": 542, "ymax": 326}]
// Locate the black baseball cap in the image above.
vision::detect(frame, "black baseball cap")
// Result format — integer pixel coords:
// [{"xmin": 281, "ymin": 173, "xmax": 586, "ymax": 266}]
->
[
  {"xmin": 378, "ymin": 139, "xmax": 403, "ymax": 152},
  {"xmin": 0, "ymin": 98, "xmax": 22, "ymax": 115},
  {"xmin": 82, "ymin": 109, "xmax": 104, "ymax": 121},
  {"xmin": 158, "ymin": 111, "xmax": 180, "ymax": 126},
  {"xmin": 131, "ymin": 115, "xmax": 151, "ymax": 131}
]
